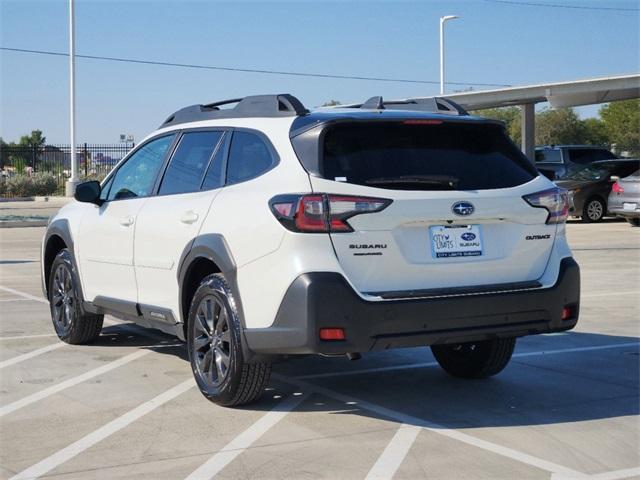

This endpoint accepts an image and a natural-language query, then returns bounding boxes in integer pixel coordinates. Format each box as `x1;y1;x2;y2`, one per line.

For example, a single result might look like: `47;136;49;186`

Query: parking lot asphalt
0;221;638;480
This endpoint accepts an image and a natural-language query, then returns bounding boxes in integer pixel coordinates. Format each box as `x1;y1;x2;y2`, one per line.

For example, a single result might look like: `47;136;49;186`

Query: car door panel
134;130;226;317
76;134;175;303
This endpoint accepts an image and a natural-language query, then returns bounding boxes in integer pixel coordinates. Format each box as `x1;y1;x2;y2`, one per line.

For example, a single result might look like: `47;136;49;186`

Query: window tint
159;131;223;195
107;135;174;201
226;131;275;185
569;148;615;165
201;134;229;190
322;122;537;191
535;149;562;163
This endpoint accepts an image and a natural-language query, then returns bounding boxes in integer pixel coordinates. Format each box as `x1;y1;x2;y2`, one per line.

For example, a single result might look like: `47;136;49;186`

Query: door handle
180;211;199;224
119;215;134;227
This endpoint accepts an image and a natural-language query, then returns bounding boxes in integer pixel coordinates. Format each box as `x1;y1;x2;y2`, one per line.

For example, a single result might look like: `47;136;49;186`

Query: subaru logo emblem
452;201;474;216
461;232;476;241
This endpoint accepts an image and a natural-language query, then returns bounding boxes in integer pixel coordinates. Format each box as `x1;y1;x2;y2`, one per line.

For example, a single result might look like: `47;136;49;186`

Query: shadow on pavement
91;326;639;429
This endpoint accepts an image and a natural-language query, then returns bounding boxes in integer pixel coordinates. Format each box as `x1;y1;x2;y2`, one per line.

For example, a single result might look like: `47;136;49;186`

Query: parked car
608;170;640;226
535;145;620;180
42;94;580;407
555;160;640;222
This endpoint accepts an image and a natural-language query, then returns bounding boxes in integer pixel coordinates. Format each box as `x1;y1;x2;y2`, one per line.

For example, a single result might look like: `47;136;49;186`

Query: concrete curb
0;220;49;228
0;196;62;203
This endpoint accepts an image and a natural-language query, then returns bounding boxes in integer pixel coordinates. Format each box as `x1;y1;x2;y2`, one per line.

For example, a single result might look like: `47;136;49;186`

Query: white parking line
0;286;47;304
588;467;640;480
275;374;585;478
9;378;195;480
184;392;309;480
0;342;66;370
0;349;151;417
297;342;640;380
0;334;57;340
365;424;422;480
582;291;640;299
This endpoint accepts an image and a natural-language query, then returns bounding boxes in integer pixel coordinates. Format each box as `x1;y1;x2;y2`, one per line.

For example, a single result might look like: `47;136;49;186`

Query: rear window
322;122;537;191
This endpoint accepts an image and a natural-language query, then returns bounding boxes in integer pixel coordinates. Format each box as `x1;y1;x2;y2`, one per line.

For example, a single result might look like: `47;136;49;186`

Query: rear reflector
523;188;569;224
319;328;345;341
561;306;573;321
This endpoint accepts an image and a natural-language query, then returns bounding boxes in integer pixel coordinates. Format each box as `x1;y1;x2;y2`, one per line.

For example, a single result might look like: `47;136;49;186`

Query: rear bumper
608;207;640;219
245;257;580;355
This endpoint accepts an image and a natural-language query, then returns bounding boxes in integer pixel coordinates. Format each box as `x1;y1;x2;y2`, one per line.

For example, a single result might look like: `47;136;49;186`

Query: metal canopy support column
521;103;535;161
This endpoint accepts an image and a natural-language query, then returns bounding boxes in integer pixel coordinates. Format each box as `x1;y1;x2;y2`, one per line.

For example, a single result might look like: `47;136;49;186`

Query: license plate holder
430;225;483;258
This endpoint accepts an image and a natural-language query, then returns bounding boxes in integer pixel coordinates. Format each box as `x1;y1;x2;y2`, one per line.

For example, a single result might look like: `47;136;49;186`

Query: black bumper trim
244;257;580;355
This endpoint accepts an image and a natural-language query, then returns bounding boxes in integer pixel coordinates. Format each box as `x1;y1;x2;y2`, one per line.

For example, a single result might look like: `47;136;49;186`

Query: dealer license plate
430;225;483;258
623;203;637;211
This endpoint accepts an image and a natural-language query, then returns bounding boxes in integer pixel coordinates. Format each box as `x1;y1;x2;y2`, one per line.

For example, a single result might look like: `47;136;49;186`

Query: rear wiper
365;175;459;189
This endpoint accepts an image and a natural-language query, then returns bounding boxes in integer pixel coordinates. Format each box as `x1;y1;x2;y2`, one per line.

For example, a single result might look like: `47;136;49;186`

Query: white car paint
45;110;573;332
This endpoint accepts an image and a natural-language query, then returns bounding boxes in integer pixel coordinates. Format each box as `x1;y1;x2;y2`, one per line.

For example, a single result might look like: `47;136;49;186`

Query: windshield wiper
365;175;459;189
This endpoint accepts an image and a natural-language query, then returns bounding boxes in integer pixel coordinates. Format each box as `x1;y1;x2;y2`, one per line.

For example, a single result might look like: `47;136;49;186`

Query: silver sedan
608;169;640;226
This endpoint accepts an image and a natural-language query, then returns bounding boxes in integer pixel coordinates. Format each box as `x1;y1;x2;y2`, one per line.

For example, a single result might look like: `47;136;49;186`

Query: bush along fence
0;143;134;197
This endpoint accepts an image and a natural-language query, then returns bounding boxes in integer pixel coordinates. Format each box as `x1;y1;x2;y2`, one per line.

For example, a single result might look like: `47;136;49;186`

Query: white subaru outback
42;94;580;406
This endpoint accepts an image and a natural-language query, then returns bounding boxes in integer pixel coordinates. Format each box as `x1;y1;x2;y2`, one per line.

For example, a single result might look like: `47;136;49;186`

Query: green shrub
31;172;58;196
0;177;6;196
5;173;58;197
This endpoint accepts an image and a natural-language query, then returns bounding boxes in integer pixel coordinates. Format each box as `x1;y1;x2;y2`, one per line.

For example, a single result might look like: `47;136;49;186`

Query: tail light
523;188;569;224
269;194;392;233
612;182;624;194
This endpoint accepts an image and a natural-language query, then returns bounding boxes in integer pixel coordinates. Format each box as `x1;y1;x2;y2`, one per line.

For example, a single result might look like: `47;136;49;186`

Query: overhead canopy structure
444;74;640;110
415;74;640;160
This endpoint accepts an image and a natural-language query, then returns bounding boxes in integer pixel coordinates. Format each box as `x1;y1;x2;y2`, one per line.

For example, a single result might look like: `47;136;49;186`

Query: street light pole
66;0;78;197
439;15;459;95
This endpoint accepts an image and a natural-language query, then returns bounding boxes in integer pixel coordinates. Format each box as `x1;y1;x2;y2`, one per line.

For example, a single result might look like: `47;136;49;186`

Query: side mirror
74;181;103;206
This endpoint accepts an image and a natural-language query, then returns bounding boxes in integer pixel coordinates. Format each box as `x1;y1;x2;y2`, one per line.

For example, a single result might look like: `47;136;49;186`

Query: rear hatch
295;119;557;296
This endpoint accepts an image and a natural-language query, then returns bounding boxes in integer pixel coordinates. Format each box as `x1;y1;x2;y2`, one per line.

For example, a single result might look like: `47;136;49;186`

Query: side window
99;176;113;201
201;133;229;190
107;135;174;201
569;149;595;165
535;149;562;163
226;131;275;185
592;149;615;161
159;131;223;195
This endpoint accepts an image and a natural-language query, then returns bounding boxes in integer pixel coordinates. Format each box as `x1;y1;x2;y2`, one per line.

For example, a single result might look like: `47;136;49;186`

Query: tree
581;118;608;146
18;130;46;149
474;107;521;145
321;100;341;107
599;99;640;156
535;108;589;145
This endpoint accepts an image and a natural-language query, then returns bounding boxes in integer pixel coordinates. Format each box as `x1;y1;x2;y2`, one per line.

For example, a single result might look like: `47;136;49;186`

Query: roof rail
160;94;309;128
339;96;469;116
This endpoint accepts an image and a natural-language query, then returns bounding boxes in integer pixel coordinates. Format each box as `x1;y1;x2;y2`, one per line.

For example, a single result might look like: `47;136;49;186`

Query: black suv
535;145;619;180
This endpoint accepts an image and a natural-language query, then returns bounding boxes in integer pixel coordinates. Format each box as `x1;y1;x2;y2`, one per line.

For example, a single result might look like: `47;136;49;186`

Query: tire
187;273;271;407
48;249;104;344
431;337;516;379
627;218;640;227
581;197;605;223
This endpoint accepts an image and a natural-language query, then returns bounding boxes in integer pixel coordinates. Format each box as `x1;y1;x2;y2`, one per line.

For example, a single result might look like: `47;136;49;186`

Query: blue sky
1;0;639;144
